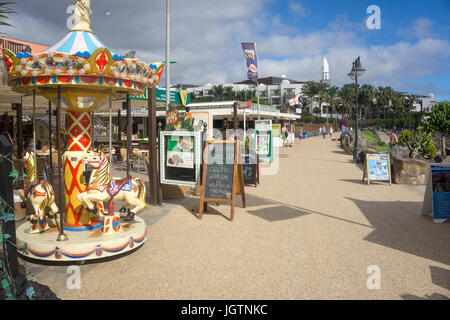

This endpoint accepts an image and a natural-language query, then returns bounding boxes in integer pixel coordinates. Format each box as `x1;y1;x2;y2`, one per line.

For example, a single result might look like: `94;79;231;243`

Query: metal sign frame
160;130;202;187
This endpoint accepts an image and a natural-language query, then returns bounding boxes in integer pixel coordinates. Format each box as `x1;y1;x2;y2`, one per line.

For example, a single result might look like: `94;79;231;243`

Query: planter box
161;184;191;199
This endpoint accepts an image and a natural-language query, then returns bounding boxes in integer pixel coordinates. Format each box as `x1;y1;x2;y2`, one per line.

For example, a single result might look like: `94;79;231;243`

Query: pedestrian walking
298;128;304;144
282;124;288;147
322;126;326;139
329;126;333;138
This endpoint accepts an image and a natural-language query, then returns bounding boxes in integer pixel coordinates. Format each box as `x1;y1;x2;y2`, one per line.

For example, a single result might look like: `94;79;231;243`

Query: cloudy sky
4;0;450;100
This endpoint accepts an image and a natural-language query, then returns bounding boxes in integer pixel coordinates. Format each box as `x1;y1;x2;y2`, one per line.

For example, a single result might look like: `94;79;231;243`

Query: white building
412;93;437;113
186;75;307;108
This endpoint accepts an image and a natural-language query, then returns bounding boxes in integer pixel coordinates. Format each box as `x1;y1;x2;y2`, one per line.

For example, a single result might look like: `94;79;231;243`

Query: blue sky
255;0;450;100
6;0;450;101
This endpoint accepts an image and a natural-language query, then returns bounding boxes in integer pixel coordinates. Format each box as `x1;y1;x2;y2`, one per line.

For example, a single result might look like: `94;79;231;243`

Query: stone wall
392;158;429;185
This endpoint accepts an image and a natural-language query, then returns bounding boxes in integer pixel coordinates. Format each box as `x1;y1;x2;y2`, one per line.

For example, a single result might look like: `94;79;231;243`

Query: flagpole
165;0;170;114
255;42;260;121
257;80;260;120
244;107;246;140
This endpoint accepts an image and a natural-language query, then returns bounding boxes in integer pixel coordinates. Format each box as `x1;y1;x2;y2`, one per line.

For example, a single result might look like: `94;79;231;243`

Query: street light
347;56;366;163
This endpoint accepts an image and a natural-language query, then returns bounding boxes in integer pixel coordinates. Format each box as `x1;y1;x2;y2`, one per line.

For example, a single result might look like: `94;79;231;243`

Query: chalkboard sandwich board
242;150;259;187
362;153;391;185
199;140;246;221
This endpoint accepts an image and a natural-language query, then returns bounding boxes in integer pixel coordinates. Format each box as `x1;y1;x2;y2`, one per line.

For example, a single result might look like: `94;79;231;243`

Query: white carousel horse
77;152;149;221
18;152;58;233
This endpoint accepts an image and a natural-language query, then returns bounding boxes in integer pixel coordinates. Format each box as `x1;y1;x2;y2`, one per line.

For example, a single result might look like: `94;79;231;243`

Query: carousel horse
77;152;149;221
17;151;59;233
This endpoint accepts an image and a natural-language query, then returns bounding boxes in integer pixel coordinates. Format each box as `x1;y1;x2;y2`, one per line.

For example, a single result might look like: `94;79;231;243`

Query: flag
241;42;258;83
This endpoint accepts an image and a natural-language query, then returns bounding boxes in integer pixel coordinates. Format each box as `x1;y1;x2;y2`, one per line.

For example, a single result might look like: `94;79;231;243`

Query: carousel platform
15;216;147;262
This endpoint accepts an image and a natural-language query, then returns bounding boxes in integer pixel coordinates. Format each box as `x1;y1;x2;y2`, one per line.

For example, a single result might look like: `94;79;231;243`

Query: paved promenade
27;136;450;299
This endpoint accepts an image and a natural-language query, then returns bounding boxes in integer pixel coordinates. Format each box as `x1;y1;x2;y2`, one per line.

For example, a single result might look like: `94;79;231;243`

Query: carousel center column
63;109;103;230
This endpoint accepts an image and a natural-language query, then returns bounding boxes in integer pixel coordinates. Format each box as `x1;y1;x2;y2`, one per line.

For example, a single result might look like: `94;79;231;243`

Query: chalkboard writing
204;143;236;200
242;151;257;186
199;140;246;221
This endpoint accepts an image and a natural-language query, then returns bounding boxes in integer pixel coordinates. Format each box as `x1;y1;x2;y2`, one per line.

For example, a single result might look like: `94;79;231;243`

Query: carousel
2;0;164;261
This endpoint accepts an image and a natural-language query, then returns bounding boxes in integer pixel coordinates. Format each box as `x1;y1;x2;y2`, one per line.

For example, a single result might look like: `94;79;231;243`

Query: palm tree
316;81;329;120
338;84;355;119
301;81;319;117
212;85;225;101
224;87;234;101
359;84;376;127
0;2;15;31
376;87;388;119
391;92;406;128
313;106;321;118
325;86;339;128
403;94;417;130
383;86;395;118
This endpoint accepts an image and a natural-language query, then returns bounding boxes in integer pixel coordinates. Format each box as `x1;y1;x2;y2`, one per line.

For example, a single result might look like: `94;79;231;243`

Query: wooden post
126;93;131;176
56;86;68;241
157;122;163;204
147;87;158;205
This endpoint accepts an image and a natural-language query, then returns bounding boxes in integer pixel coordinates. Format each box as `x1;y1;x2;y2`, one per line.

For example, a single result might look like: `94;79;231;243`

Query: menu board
255;120;272;131
272;124;281;138
199;140;246;221
367;154;390;180
255;130;273;160
363;154;391;185
203;142;236;200
160;131;201;187
431;163;450;220
242;151;258;186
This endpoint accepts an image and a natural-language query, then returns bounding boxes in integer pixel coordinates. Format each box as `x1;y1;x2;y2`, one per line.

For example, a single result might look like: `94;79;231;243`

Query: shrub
398;128;437;160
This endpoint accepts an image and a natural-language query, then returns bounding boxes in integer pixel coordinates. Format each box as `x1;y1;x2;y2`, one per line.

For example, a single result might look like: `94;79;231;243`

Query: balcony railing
0;39;32;54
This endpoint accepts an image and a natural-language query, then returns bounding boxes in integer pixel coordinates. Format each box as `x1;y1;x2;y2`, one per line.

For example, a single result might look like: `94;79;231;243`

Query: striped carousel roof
43;31;108;56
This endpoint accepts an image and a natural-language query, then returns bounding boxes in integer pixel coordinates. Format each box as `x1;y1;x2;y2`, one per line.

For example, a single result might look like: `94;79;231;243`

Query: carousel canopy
43;31;110;57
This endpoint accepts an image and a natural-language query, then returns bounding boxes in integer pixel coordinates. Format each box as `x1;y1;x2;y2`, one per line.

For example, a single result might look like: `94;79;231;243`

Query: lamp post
347;56;366;163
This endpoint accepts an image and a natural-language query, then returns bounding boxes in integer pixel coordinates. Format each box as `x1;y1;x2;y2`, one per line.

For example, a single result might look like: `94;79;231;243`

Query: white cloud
289;1;307;17
399;17;435;39
4;0;449;98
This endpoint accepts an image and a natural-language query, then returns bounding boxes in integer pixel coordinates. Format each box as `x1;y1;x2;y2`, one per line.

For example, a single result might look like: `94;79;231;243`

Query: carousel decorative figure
18;138;59;233
3;0;164;261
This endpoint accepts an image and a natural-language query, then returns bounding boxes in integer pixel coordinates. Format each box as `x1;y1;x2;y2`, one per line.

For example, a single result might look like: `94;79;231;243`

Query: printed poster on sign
255;120;272;132
367;154;389;181
272;124;281;137
431;163;450;219
256;133;270;156
167;135;194;169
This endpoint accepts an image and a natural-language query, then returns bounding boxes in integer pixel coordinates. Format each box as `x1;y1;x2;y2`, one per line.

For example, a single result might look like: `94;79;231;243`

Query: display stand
362;154;391;185
199;140;246;221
